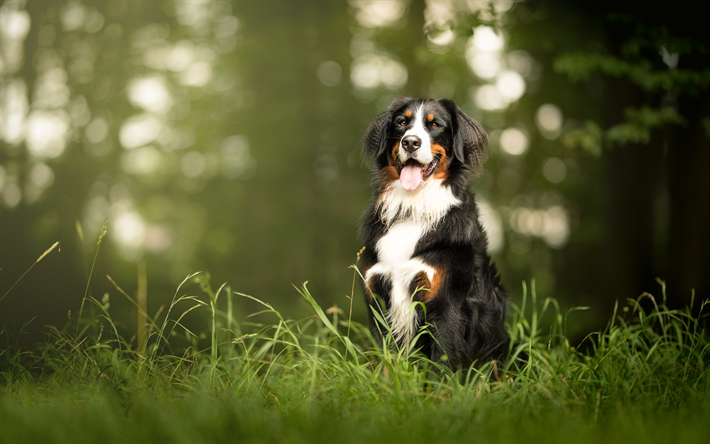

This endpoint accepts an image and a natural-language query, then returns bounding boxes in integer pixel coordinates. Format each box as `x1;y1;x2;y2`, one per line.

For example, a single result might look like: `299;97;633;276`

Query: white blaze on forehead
399;105;433;164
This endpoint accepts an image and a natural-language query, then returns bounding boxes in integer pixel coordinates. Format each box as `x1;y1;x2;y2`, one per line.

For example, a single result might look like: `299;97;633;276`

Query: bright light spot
167;40;195;72
511;208;540;236
351;59;379;89
428;27;455;46
472;26;504;53
466;0;514;18
83;196;110;243
179;61;213;87
29;163;54;189
350;0;406;28
142;44;171;70
60;2;86;32
2;182;21;208
122;145;162;175
381;59;408;88
500;127;529;156
84;9;105;33
542;206;570;248
119;114;162;149
543;157;567;184
113;210;146;253
174;0;213;32
0;8;30;40
472;85;507;111
1;78;28;145
465;26;508;80
351;55;407;90
466;48;502;80
496;70;526;101
424;1;455;45
510;204;570;248
127;76;172;113
85;117;109;143
425;0;454;25
317;61;343;87
660;46;679;69
33;68;71;109
478;199;504;254
536;104;563;139
181;151;206;178
214;16;240;38
26;110;71;158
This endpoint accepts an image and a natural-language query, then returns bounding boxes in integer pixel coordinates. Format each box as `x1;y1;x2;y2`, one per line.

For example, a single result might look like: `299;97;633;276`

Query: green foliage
1;273;708;443
554;12;710;157
553;52;710;93
563;106;687;155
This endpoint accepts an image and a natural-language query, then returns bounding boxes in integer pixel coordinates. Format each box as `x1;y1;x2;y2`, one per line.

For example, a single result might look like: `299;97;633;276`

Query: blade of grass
1;241;60;303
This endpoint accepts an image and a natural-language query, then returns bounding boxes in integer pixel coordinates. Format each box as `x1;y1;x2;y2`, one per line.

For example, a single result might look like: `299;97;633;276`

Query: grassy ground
1;266;709;443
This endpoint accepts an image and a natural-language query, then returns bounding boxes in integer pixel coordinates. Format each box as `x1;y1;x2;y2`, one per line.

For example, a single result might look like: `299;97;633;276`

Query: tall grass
1;263;708;443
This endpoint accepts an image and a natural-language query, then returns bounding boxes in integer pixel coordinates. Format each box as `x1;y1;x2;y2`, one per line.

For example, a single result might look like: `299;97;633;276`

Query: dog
359;97;510;372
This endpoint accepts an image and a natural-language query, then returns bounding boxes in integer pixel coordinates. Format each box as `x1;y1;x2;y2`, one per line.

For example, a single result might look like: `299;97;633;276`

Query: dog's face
391;101;454;190
363;98;488;191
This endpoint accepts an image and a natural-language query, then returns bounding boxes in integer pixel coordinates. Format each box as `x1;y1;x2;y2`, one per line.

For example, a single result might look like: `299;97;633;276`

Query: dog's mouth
396;154;441;191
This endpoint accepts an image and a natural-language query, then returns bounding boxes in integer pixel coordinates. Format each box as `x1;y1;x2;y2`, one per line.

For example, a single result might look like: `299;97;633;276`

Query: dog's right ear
362;97;411;160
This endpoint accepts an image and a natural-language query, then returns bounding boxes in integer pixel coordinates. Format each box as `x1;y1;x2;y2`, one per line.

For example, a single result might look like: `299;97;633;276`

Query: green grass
1;265;709;443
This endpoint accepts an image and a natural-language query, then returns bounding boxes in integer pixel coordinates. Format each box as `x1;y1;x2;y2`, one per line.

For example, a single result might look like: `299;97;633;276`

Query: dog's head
363;98;488;191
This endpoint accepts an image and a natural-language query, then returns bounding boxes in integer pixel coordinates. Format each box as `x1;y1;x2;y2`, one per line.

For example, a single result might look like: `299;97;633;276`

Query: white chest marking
365;220;435;345
377;178;461;232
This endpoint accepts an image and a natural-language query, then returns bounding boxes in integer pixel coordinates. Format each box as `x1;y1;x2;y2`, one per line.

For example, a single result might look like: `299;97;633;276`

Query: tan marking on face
391;142;400;162
380;165;399;187
405;110;412;118
427;113;434;122
430;144;449;180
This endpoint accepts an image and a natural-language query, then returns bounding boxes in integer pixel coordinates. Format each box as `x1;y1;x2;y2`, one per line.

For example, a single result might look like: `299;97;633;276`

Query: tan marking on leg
412;267;444;302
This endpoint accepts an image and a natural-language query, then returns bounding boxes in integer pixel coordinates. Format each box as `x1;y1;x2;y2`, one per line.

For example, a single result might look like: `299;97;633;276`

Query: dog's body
359;98;509;371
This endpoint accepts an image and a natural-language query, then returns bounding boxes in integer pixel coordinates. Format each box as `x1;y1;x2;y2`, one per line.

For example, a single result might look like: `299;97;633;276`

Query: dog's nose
401;135;421;153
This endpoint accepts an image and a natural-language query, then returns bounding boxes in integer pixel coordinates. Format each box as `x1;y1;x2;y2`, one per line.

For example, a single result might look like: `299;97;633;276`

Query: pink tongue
400;164;423;191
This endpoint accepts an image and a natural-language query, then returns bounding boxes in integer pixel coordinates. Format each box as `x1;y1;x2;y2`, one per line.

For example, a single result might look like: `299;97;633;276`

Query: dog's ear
362;97;411;160
439;99;489;173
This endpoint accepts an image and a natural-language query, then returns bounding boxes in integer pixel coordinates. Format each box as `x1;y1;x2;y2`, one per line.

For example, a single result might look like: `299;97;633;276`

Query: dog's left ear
439;99;489;173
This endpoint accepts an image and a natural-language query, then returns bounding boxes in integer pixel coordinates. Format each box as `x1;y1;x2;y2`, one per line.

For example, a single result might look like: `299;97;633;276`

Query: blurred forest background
2;0;709;347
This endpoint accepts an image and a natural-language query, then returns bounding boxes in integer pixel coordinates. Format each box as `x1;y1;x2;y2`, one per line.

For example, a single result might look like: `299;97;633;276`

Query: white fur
367;178;461;345
399;105;434;165
377;178;461;231
365;221;435;344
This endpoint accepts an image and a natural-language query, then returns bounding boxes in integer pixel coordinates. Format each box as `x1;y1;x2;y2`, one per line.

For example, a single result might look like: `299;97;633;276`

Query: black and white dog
359;97;509;371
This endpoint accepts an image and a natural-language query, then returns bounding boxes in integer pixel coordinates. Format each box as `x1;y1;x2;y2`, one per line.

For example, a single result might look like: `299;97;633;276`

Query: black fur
359;97;510;372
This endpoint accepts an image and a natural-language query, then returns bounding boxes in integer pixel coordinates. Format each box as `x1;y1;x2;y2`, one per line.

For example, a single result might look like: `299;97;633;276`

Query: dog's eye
396;119;406;127
431;122;438;128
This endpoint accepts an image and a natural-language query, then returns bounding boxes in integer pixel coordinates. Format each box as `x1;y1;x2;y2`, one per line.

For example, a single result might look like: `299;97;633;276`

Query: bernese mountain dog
359;97;510;372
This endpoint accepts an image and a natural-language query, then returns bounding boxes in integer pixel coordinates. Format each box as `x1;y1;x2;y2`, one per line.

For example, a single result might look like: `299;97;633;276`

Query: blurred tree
548;1;710;313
